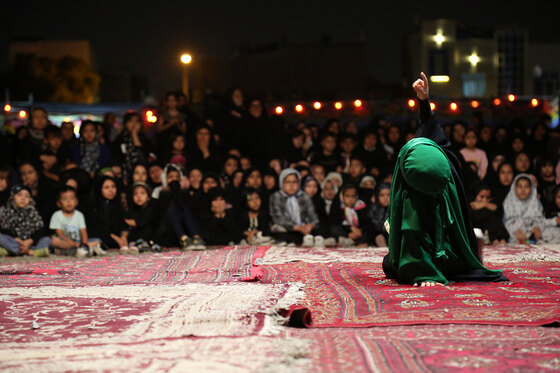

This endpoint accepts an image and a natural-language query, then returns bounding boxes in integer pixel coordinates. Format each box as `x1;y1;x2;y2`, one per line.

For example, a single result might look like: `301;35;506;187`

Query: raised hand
412;72;429;100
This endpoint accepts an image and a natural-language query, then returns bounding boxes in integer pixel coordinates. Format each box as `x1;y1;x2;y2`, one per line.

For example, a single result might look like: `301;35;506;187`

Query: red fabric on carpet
290;325;560;372
259;261;560;327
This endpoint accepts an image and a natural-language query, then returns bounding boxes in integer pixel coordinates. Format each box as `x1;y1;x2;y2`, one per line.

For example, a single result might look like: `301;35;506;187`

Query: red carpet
1;245;559;371
291;324;560;372
259;260;560;327
0;246;267;287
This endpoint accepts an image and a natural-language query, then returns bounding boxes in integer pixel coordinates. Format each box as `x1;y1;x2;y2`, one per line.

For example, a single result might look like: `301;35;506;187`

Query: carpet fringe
260;282;306;336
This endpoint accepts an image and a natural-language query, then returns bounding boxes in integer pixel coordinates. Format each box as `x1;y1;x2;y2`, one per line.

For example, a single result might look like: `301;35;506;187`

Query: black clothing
200;210;243;245
86;176;127;248
415;99;481;261
127;200;159;242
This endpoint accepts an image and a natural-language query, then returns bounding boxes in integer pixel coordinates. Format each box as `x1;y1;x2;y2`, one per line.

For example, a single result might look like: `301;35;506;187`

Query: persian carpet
0;281;308;371
291;324;560;373
0;246;266;287
258;260;560;327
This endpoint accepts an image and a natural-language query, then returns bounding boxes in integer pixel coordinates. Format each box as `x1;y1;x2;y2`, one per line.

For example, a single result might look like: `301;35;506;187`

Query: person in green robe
382;73;508;287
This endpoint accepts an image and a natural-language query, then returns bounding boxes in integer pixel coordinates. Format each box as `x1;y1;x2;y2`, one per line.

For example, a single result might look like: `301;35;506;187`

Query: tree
9;55;100;103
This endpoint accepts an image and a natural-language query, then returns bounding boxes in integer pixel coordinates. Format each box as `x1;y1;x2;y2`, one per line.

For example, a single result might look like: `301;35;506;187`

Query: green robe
387;137;504;285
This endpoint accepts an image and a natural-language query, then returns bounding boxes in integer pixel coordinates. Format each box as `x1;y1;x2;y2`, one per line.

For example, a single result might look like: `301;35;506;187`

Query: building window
429;48;450;76
462;73;486;97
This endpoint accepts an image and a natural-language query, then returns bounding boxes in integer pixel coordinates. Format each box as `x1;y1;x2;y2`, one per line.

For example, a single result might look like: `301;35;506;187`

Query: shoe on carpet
119;246;131;254
91;242;106;256
0;247;9;257
135;239;151;253
149;241;162;252
324;237;337;247
192;236;206;250
256;231;274;245
338;236;354;247
302;234;314;247
128;245;139;254
76;247;90;258
33;248;50;257
180;235;190;251
314;235;325;248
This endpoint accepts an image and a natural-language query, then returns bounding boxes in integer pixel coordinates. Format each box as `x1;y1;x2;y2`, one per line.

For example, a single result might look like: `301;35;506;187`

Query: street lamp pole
180;53;192;101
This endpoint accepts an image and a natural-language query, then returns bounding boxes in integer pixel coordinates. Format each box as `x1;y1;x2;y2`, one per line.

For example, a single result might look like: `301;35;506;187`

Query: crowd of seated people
1;87;560;258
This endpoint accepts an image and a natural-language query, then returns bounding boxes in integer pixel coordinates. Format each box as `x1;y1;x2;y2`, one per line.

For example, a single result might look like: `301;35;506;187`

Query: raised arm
412;72;449;146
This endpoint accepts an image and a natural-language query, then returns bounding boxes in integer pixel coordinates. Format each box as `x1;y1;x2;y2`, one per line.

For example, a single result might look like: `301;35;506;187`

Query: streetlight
180;53;192;101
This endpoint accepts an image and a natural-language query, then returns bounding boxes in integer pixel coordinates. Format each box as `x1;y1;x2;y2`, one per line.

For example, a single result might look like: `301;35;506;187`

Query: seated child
329;184;371;247
86;176;130;253
343;157;366;186
0;167;10;206
125;182;161;252
468;182;509;245
503;173;560;244
320;176;339;216
545;185;560;219
302;175;333;244
200;187;243;246
367;183;391;247
0;184;50;257
49;186;105;258
158;164;205;250
40;125;71;181
239;188;273;245
269;168;321;246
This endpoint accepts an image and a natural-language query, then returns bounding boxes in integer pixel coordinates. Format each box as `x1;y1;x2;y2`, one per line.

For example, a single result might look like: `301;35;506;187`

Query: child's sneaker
119;246;131;254
0;247;9;257
180;235;190;251
191;236;206;250
128;245;139;254
255;231;274;245
338;236;354;247
302;234;314;247
135;239;151;253
149;241;162;252
324;237;337;247
91;242;106;256
76;247;89;258
313;235;325;248
33;248;50;257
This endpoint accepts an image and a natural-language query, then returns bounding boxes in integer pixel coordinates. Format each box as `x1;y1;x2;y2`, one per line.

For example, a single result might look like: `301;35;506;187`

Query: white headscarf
279;168;302;226
503;173;544;220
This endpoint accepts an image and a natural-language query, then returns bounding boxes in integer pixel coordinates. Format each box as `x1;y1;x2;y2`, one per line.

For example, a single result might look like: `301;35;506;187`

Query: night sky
3;1;559;98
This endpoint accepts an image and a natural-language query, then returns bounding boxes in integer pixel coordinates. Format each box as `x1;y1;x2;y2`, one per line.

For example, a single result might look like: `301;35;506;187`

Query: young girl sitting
86;176;130;253
503;173;560;244
468;182;509;245
536;158;556;208
125;182;161;252
329;184;370;247
239;188;274;245
199;187;244;246
460;127;488;180
269;168;321;246
367;183;391;247
71;120;111;177
0;184;50;257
